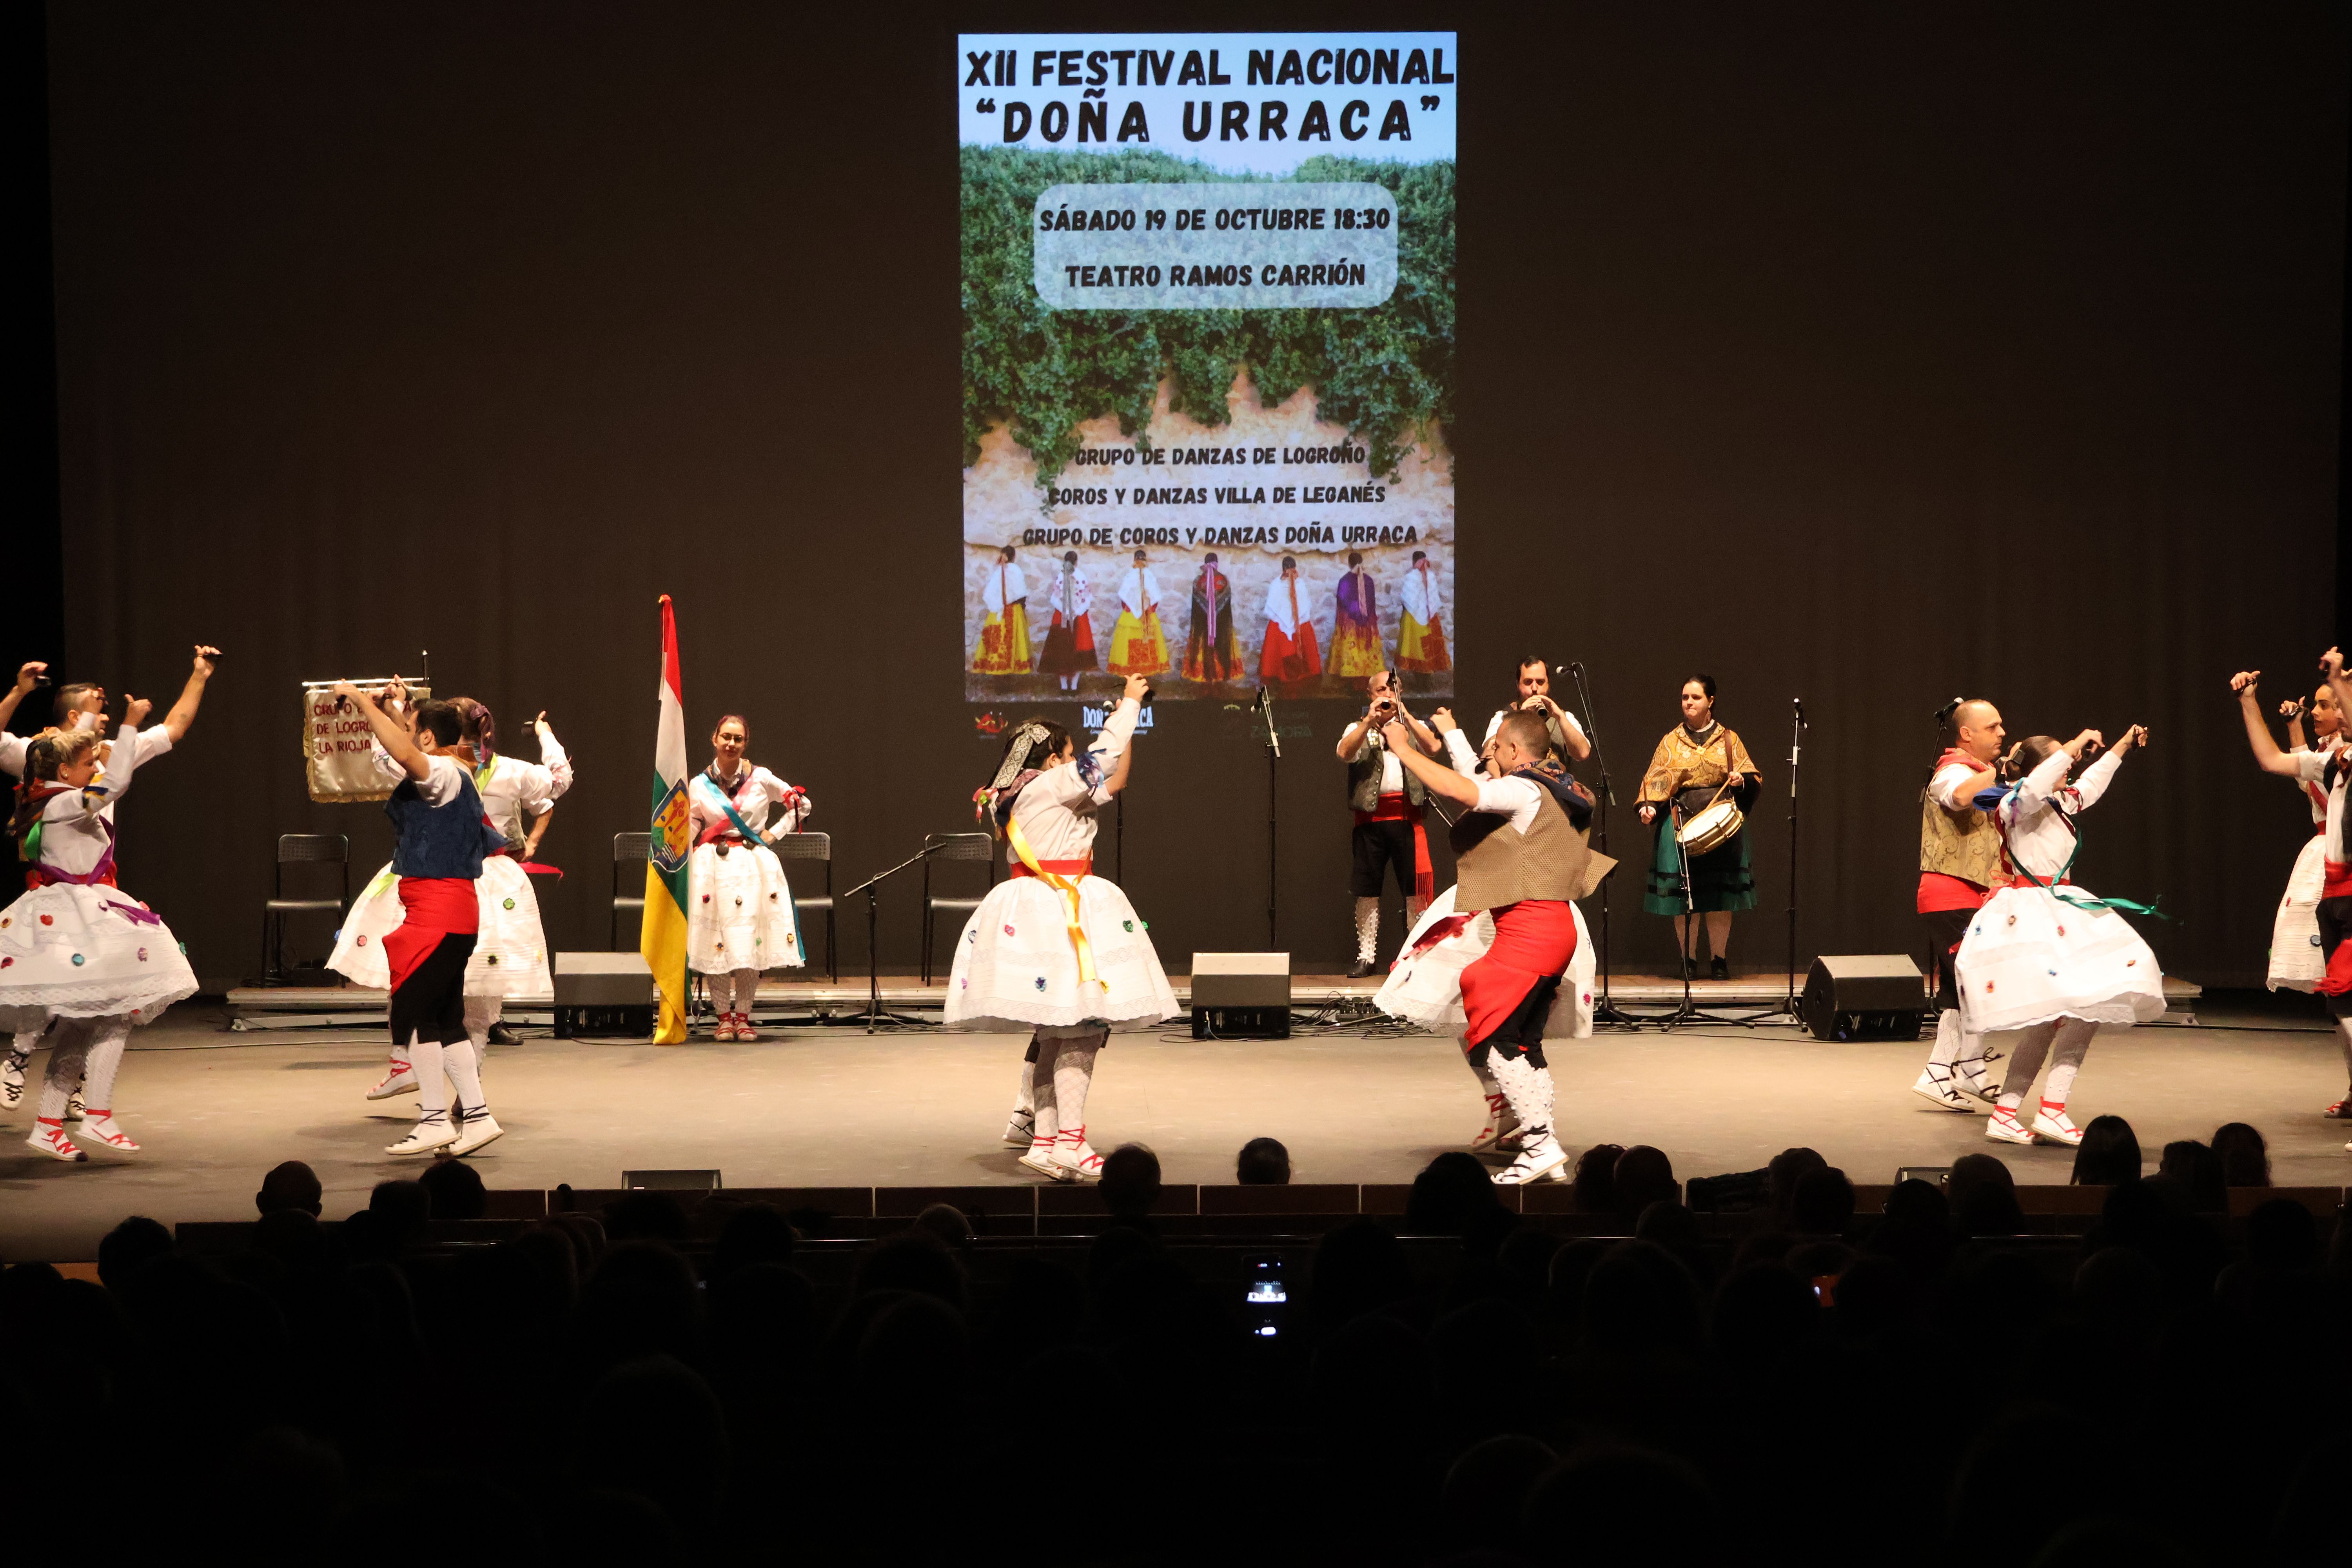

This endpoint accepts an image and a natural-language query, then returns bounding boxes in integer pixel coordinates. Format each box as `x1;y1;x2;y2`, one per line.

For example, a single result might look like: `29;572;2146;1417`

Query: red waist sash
384;876;479;994
1353;792;1434;904
2009;874;2072;890
1012;858;1092;879
2325;860;2352;901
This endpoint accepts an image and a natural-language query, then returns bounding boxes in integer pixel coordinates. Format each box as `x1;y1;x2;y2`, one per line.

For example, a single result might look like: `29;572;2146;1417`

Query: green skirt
1644;817;1757;915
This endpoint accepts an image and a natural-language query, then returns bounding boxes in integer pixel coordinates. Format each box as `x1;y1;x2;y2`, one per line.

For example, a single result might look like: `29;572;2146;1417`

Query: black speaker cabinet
553;952;656;1038
1800;955;1927;1040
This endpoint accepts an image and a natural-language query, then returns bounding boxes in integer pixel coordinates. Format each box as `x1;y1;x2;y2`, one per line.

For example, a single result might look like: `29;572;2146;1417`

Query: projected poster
960;33;1458;703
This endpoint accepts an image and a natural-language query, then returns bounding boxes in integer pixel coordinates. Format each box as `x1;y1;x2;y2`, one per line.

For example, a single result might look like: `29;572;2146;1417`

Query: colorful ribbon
1004;814;1096;985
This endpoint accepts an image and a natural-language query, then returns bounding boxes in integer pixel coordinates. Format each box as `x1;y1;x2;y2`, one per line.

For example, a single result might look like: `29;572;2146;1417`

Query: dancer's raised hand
123;694;152;728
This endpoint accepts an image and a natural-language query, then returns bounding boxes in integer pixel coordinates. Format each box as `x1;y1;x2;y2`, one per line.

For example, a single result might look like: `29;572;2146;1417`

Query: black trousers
1921;907;1973;1013
388;931;476;1048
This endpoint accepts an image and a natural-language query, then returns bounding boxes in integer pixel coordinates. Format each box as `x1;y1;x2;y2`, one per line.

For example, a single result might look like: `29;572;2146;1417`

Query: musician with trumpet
1636;674;1761;979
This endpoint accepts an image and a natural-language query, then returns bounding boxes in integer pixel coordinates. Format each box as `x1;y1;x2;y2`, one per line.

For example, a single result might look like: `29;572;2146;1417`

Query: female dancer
1036;550;1097;693
951;673;1176;1182
1374;708;1608;1184
1636;674;1761;978
1955;724;2165;1146
2232;669;2342;994
688;713;811;1040
334;687;571;1096
1;699;198;1161
2231;659;2352;1120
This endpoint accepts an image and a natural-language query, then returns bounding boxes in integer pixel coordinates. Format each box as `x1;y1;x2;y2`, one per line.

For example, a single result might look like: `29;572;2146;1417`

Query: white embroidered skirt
944;874;1178;1030
1374;886;1597;1041
327;856;554;997
2267;833;2327;992
0;882;198;1031
1954;883;2166;1035
687;840;803;973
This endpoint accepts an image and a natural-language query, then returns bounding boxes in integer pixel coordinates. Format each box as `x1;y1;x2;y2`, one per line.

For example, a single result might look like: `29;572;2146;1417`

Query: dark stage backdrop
40;2;2348;990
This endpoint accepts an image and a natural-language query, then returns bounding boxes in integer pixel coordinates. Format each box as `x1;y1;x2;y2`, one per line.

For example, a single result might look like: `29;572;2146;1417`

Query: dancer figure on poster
1330;550;1385;677
1911;699;2007;1111
332;687;570;1095
1395;550;1450;674
950;673;1177;1183
1260;555;1323;691
1956;722;2165;1147
1637;674;1761;978
1108;549;1169;677
3;645;218;1118
1374;708;1611;1183
687;714;811;1041
2232;654;2352;1121
330;682;509;1157
1182;550;1241;682
2233;668;2344;995
1336;671;1440;977
1482;657;1590;767
972;544;1031;674
2;701;199;1160
1036;550;1098;692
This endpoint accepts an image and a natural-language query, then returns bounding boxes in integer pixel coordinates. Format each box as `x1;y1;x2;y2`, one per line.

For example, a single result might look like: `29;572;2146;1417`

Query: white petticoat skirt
944;874;1178;1030
1374;887;1598;1040
687;840;803;974
0;881;198;1032
327;857;554;997
1955;882;2166;1035
2267;833;2327;992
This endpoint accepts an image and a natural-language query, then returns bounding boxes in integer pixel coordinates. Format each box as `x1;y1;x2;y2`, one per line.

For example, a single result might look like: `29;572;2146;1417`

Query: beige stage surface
2;997;2345;1261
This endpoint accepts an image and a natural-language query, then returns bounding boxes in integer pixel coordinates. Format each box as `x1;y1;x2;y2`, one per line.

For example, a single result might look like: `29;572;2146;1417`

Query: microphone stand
1749;696;1808;1024
838;842;952;1033
1569;661;1639;1027
1258;686;1281;949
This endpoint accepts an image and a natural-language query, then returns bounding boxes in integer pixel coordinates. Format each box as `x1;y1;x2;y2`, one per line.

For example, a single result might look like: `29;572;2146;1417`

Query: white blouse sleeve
49;723;144;819
2067;746;2126;813
1444;729;1483;778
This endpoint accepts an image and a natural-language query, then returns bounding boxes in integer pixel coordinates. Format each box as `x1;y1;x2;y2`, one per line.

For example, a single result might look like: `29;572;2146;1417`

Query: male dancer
333;681;508;1156
1911;698;2005;1111
1379;708;1603;1183
1481;656;1592;766
1336;670;1439;977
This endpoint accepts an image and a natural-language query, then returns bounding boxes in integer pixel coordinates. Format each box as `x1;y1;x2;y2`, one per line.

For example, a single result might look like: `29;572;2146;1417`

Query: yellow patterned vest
1918;752;2003;889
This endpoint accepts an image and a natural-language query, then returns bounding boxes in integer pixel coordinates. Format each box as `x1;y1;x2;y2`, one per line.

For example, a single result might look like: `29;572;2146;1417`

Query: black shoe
1710;956;1728;982
486;1022;522;1046
1347;959;1377;979
1681;956;1697;980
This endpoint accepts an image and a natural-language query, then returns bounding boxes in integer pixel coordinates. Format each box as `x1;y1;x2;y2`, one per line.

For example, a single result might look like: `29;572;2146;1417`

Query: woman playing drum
1637;673;1762;978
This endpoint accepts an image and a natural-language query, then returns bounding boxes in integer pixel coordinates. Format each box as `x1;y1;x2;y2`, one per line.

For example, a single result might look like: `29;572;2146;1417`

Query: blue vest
385;765;504;878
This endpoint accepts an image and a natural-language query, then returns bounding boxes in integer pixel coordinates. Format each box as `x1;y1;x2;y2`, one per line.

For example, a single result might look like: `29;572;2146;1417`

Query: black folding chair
920;832;997;984
612;831;651;950
261;833;348;984
772;830;837;982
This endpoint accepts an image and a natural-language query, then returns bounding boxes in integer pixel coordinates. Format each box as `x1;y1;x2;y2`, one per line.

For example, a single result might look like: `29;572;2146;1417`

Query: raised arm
0;661;45;733
2324;648;2352;734
334;680;430;781
158;645;220;743
2232;671;2303;778
2067;730;2140;812
1381;716;1479;809
533;712;575;798
58;711;151;820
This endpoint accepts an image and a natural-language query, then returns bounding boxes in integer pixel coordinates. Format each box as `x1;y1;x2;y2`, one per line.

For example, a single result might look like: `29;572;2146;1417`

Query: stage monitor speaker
554;951;655;1038
1800;955;1927;1041
1191;952;1290;1039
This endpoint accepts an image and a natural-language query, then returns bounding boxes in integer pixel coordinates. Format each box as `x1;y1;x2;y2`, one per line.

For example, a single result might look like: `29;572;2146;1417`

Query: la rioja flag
641;595;693;1044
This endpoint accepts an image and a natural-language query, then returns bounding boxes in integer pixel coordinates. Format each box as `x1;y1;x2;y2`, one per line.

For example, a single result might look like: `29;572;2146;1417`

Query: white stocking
77;1016;131;1111
1030;1035;1061;1143
1995;1023;2058;1112
730;967;760;1015
1353;897;1380;964
464;995;500;1048
1013;1044;1036;1114
1404;893;1428;931
35;1018;95;1122
1926;1010;1963;1068
1049;1027;1104;1145
1489;1052;1555;1142
2039;1019;2096;1108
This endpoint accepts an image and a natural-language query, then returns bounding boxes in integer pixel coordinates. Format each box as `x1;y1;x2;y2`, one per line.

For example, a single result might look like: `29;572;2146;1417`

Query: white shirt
372;731;572;845
1119;568;1161;618
2294;748;2347;854
1401;563;1442;623
1998;746;2124;881
3;726;171;783
1006;699;1138;864
1927;757;1987;811
1263;577;1306;636
1482;705;1589;751
1443;730;1543;832
690;764;810;844
1047;568;1091;622
983;562;1029;616
29;723;145;876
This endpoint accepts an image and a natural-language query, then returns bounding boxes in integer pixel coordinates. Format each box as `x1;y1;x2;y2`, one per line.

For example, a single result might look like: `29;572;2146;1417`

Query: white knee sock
1996;1023;2058;1112
443;1038;488;1118
1051;1030;1103;1146
1489;1052;1555;1142
410;1034;450;1125
78;1017;131;1112
1926;1010;1962;1068
1353;897;1380;964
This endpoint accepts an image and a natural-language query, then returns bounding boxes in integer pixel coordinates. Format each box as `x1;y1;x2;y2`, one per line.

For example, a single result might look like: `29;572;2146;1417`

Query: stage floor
2;997;2341;1262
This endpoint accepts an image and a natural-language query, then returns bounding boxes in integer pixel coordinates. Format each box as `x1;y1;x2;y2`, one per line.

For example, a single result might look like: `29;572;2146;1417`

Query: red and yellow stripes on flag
641;595;693;1044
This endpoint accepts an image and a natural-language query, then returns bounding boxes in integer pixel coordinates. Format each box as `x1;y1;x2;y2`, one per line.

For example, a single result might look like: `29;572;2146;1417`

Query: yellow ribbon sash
1003;815;1097;985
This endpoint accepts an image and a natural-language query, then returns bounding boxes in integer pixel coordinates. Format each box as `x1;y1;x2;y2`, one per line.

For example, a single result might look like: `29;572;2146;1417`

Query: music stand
838;841;953;1033
1569;661;1641;1027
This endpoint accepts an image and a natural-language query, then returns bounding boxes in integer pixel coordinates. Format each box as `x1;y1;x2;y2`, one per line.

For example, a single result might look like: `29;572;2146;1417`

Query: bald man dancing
1912;700;2007;1110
